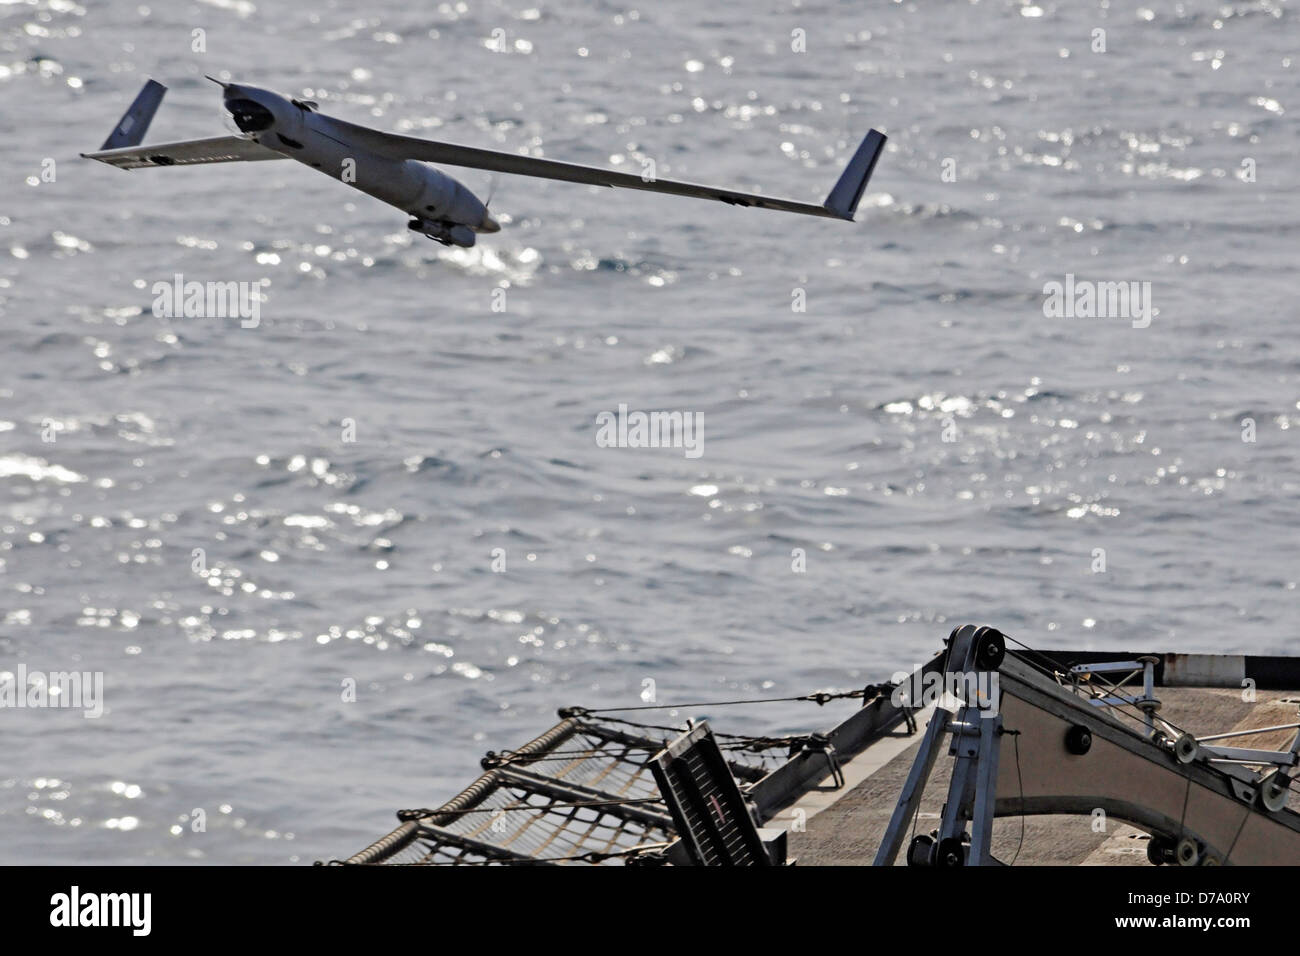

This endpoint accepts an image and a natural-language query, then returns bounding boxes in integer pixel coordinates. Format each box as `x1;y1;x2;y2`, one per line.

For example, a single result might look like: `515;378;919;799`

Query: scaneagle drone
83;77;886;248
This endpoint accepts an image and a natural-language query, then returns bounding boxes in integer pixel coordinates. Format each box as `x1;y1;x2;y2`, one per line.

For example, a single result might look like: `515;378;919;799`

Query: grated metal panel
649;721;769;866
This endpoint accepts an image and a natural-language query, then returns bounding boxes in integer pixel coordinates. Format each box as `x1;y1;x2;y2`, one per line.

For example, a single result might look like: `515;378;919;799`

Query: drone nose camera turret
226;97;275;133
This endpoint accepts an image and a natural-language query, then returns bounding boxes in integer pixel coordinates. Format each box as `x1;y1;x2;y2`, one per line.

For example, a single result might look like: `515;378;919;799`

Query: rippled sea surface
2;0;1297;863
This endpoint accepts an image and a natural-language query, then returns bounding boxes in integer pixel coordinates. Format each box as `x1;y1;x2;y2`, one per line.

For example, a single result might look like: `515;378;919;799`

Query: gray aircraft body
83;77;886;248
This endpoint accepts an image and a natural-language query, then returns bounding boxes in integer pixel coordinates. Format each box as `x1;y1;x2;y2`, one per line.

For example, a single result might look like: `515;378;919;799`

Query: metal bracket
874;624;1007;866
1071;656;1161;731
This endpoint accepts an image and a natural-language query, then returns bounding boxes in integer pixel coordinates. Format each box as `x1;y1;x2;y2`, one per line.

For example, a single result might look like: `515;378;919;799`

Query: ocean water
1;0;1297;863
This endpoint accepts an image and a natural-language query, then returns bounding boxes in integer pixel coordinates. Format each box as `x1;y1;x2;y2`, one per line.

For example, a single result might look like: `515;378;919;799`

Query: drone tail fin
822;129;887;221
99;79;167;150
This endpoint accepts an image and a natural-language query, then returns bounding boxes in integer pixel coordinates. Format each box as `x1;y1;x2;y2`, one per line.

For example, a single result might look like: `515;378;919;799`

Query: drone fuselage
224;83;495;247
84;77;887;246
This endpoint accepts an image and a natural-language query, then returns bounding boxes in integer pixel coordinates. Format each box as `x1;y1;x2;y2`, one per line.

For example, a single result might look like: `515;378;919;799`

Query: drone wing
83;79;287;170
82;135;287;170
316;115;886;221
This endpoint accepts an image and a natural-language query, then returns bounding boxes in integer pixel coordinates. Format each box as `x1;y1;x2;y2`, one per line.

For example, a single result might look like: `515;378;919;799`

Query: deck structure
333;633;1300;866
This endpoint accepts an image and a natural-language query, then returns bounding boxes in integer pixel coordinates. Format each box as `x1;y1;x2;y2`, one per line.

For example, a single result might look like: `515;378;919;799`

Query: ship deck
338;647;1300;866
776;680;1300;865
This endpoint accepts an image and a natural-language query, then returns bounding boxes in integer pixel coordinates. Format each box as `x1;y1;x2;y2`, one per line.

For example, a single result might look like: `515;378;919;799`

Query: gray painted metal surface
83;78;887;248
